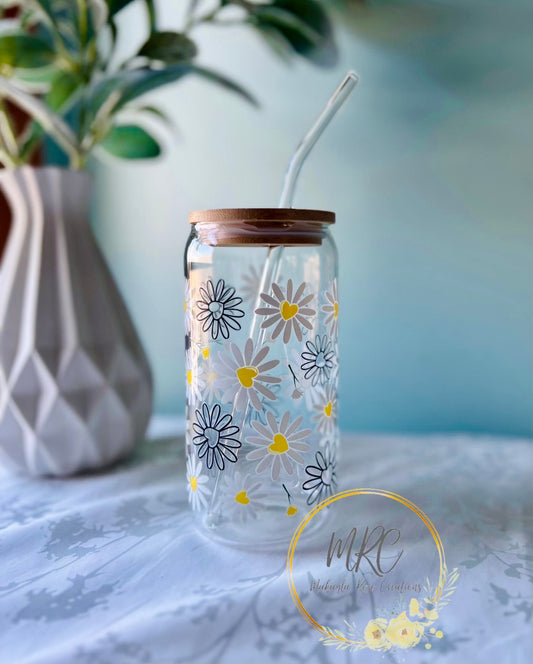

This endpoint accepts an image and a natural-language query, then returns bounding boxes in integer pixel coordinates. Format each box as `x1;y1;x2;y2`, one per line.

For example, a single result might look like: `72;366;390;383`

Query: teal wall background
91;0;532;436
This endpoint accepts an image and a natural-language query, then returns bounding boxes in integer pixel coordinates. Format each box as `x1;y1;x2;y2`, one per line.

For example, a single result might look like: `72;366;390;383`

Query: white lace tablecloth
0;419;531;664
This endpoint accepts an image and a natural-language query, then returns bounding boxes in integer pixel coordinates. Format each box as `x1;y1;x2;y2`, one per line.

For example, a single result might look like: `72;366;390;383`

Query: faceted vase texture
0;167;152;476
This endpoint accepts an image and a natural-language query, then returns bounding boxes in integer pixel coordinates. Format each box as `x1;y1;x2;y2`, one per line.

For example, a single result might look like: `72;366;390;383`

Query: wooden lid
188;208;335;225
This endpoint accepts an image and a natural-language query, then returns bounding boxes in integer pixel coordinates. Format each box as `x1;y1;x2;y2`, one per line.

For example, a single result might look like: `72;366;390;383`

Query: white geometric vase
0;167;152;476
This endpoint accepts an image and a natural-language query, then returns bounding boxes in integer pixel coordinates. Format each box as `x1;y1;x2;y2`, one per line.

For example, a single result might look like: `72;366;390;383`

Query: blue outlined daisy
196;278;245;340
193;403;241;470
300;334;335;387
302;442;337;505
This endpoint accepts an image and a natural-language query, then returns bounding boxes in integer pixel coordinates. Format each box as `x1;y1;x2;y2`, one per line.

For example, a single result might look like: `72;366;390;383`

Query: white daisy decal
185;351;206;404
186;456;211;510
193;403;241;470
203;370;221;403
241;264;263;304
214;338;281;411
223;471;268;522
322;279;338;338
300;334;335;387
255;279;316;344
196;278;245;340
302;442;337;505
312;383;337;435
246;411;311;480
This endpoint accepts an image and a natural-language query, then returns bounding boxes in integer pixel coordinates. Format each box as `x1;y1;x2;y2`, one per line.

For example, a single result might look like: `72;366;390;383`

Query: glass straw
249;71;359;343
207;72;359;521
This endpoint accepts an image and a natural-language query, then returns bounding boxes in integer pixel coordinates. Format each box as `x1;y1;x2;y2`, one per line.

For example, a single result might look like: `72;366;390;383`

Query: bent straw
249;71;359;344
207;72;359;522
279;71;359;208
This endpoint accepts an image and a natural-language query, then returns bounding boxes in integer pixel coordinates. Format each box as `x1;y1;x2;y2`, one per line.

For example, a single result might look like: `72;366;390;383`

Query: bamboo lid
188;208;335;225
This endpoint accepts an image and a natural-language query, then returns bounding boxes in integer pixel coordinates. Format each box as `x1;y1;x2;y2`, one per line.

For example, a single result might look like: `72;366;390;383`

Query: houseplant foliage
0;0;338;167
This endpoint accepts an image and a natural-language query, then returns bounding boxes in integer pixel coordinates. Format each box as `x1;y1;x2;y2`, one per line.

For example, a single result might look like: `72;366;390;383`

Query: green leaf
11;67;58;86
85;64;256;120
137;31;197;63
144;0;157;33
108;0;134;16
47;70;81;110
19;70;81;161
251;0;337;67
108;0;156;30
0;32;56;68
250;6;323;47
87;0;109;32
31;0;81;51
100;124;161;159
132;104;176;129
121;64;257;108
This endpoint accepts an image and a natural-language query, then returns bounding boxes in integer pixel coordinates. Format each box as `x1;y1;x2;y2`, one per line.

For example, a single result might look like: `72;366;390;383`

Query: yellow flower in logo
385;612;424;649
424;607;439;621
409;598;422;617
363;618;389;651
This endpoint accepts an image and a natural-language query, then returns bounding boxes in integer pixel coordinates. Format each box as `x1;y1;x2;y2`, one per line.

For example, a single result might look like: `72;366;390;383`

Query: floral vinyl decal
246;411;311;480
196;279;245;340
302;442;337;505
322;279;338;338
255;279;316;344
186;456;211;510
214;338;281;411
223;472;268;522
300;334;335;387
312;383;337;436
193;403;241;470
185;351;206;404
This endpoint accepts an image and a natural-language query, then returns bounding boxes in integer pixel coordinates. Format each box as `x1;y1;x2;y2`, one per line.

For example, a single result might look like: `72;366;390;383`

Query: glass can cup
184;208;339;547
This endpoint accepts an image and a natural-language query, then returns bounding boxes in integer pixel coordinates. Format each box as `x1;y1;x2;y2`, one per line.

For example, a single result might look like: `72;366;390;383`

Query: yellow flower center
334;301;338;318
186;370;192;385
235;490;250;505
202;347;210;359
324;401;332;417
268;433;289;454
184;300;187;312
190;476;197;492
286;505;298;516
280;300;299;320
236;366;258;388
372;629;381;640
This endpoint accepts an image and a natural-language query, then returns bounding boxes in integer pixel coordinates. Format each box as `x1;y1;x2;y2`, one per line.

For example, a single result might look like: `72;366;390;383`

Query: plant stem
0;146;17;169
184;1;224;32
0;99;20;163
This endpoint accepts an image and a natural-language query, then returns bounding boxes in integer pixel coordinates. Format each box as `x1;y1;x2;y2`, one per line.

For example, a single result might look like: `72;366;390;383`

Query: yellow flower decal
363;619;389;651
385;612;424;649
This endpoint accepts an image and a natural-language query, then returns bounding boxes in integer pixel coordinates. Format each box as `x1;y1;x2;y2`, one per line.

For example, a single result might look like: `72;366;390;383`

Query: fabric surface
0;419;531;664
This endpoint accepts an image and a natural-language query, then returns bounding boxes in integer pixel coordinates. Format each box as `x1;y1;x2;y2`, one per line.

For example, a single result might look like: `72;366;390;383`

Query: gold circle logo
287;488;458;653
